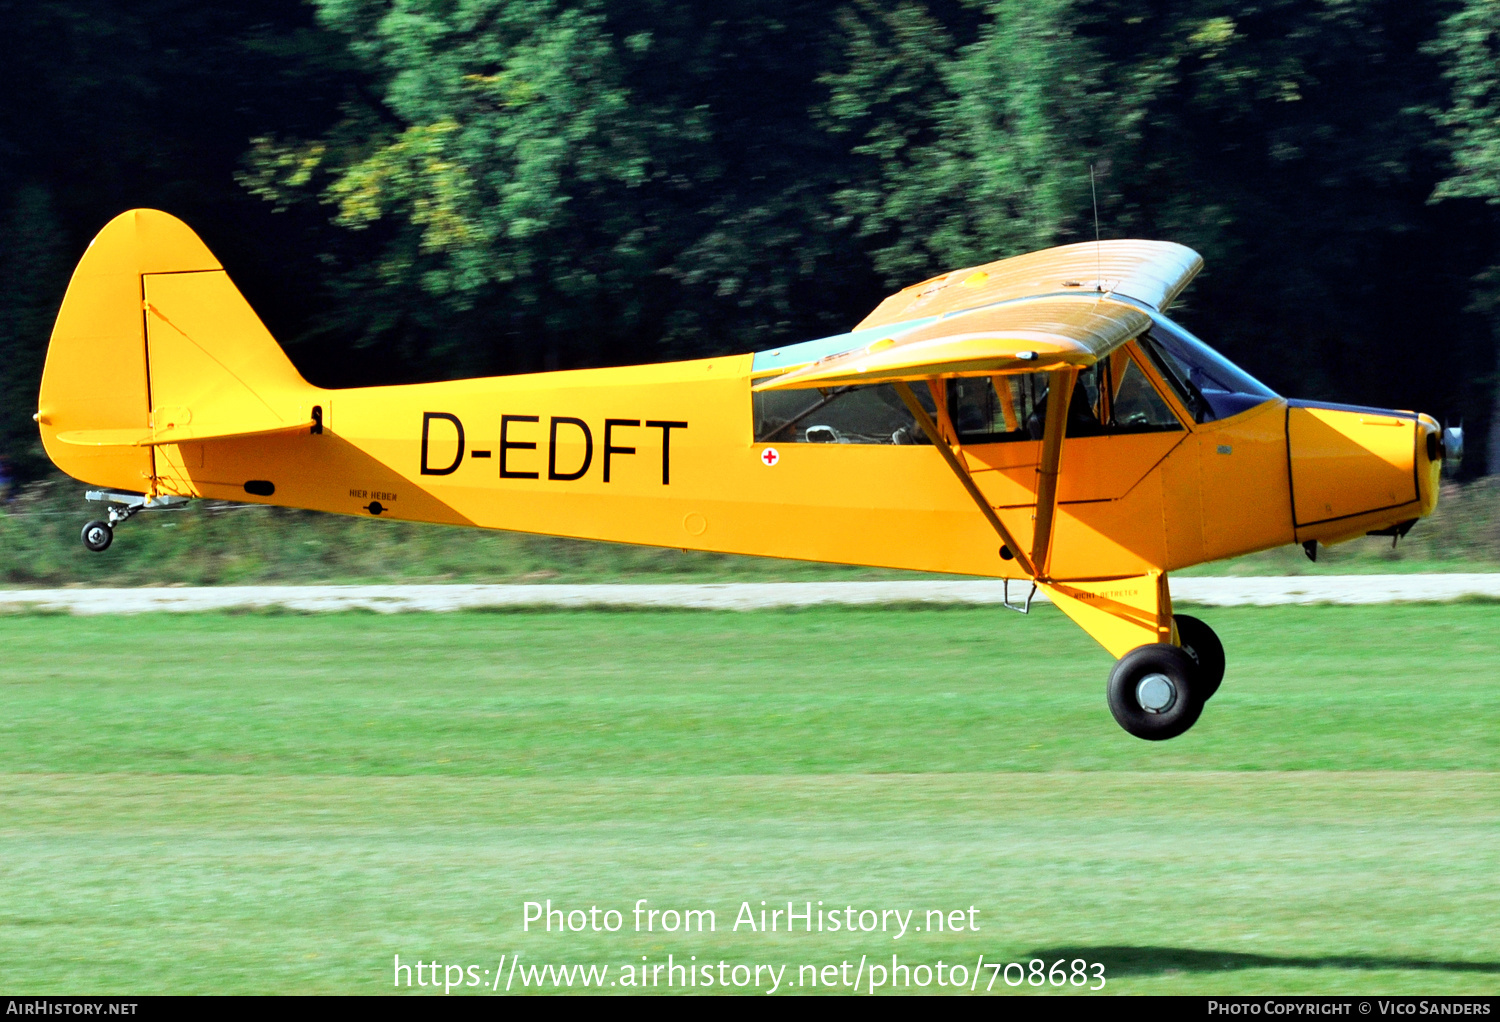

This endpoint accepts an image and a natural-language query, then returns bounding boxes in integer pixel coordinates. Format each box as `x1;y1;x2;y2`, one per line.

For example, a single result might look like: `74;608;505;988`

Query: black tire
1174;614;1225;701
1107;643;1204;741
81;520;113;553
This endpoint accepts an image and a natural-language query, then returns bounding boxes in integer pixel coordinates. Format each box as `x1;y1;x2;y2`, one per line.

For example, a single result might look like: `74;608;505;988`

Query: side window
753;383;932;444
947;350;1182;446
950;375;1045;443
753;350;1183;447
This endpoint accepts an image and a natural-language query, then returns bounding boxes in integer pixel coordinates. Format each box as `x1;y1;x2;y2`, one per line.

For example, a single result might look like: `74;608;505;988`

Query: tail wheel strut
78;490;190;552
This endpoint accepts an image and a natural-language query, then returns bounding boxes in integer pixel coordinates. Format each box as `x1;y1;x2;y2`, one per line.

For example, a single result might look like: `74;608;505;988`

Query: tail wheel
1107;643;1204;741
1174;614;1225;700
81;520;113;553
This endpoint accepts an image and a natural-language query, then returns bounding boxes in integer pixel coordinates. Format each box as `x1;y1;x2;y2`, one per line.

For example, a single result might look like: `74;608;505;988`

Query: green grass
3;476;1498;586
1;604;1497;994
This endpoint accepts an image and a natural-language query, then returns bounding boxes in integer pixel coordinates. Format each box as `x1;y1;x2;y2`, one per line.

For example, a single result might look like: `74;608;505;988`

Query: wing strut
892;381;1037;578
1030;368;1077;577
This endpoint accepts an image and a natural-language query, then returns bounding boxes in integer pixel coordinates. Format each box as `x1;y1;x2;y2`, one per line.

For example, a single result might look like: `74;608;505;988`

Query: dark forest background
4;0;1500;481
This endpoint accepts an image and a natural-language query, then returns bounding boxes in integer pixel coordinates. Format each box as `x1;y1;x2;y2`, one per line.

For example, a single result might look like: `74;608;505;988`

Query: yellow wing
855;239;1202;330
752;239;1199;391
753;295;1150;391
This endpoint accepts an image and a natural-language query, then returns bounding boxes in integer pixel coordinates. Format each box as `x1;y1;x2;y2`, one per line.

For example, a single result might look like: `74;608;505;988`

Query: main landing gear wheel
1107;644;1204;741
81;520;113;552
1173;614;1225;701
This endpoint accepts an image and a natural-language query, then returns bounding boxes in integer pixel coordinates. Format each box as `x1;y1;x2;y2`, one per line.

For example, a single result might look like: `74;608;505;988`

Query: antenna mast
1091;164;1102;292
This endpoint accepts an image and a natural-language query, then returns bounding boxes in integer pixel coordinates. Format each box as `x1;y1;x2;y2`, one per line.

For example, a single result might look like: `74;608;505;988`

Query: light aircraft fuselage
36;210;1456;739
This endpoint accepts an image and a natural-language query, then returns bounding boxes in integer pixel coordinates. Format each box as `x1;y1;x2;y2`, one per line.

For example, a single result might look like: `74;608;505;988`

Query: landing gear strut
78;490;189;552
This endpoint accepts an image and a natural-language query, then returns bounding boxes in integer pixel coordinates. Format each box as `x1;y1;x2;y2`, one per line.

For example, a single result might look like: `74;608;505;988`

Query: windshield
1136;313;1277;422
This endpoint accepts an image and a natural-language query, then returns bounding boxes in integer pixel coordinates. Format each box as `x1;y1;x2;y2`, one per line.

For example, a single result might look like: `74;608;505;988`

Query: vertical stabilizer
36;209;313;492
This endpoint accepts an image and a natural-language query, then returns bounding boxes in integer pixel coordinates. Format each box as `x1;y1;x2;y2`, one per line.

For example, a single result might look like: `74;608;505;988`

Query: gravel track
1;574;1497;614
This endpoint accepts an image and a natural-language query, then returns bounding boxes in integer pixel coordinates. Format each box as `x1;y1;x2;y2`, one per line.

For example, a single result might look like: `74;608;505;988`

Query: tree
826;0;1495;472
824;0;1132;283
2;0;1494;479
1429;0;1500;474
240;0;886;380
0;0;351;478
0;187;69;477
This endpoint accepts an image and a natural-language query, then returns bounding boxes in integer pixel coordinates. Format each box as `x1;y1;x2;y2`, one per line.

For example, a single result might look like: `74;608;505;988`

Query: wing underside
753;295;1151;392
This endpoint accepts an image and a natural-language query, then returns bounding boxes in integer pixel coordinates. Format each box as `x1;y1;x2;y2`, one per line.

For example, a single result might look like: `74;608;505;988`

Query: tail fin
36;209;316;492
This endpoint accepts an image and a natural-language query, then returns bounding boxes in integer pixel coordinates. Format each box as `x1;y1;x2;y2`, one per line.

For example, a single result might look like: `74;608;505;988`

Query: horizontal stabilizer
56;420;315;448
753;296;1150;391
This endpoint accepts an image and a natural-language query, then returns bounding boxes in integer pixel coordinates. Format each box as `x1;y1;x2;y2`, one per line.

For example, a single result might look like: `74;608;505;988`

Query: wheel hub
1136;673;1177;714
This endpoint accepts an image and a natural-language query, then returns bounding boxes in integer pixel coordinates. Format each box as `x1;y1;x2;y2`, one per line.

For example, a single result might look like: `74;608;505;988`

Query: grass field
0;603;1497;995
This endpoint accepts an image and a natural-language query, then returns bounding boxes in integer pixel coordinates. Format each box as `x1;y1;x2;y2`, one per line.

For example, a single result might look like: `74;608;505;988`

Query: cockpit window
948;375;1042;442
1109;356;1183;431
752;343;1187;446
1137;315;1277;422
948;353;1182;444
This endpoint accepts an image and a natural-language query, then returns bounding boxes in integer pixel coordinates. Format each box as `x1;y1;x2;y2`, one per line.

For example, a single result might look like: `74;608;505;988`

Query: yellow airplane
35;209;1462;740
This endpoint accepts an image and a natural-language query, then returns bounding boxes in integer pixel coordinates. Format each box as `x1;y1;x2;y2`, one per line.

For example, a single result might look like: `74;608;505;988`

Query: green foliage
239;0;879;374
817;0;1495;466
2;0;1500;475
248;0;668;302
0;187;68;478
825;0;1128;281
1430;0;1500;206
1428;0;1500;472
0;0;360;464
